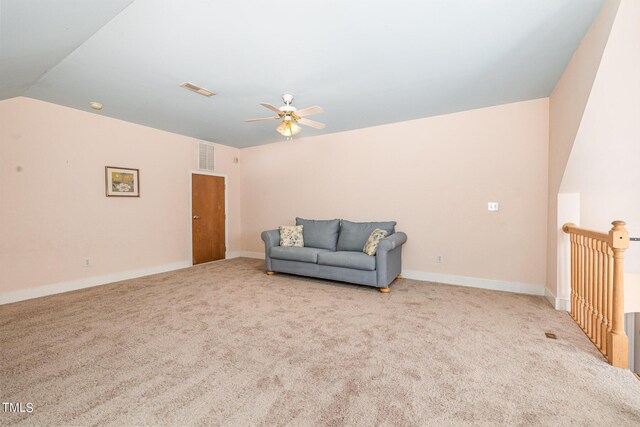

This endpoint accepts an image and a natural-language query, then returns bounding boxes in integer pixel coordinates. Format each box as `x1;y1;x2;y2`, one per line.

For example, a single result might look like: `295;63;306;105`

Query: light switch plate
488;202;499;211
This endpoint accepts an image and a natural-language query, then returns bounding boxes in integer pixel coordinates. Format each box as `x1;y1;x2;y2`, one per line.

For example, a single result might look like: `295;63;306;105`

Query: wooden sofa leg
266;271;276;276
396;274;402;280
379;287;390;293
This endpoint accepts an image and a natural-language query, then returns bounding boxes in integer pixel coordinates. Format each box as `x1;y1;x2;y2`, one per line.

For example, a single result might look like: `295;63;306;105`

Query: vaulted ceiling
1;0;604;148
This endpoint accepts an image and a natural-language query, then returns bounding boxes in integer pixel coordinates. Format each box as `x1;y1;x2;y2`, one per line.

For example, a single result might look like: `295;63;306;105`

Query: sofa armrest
261;229;280;272
375;232;407;287
261;229;280;249
377;232;407;253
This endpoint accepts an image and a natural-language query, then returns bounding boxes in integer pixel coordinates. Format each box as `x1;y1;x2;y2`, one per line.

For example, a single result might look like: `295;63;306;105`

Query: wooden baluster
583;235;589;331
607;247;614;359
600;240;607;350
601;242;608;356
582;237;589;332
571;234;577;320
577;235;582;327
607;221;629;368
587;237;595;341
579;235;586;329
594;240;602;349
584;237;590;337
590;239;597;345
591;238;598;341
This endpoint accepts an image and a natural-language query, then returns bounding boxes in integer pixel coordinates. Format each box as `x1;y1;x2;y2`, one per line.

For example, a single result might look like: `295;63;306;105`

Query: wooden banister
563;220;629;369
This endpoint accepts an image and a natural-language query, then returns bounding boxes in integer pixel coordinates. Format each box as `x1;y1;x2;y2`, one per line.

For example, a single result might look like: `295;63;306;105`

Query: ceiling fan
245;94;325;137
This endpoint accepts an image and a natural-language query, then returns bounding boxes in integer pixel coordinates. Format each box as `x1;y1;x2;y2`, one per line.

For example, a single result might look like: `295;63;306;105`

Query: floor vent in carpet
545;332;557;339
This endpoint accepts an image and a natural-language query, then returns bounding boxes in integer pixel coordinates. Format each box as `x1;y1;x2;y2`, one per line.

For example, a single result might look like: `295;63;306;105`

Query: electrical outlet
437;255;443;264
488;202;499;211
84;257;91;267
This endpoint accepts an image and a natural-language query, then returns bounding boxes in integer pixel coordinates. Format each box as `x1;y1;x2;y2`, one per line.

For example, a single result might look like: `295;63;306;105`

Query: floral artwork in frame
105;166;140;197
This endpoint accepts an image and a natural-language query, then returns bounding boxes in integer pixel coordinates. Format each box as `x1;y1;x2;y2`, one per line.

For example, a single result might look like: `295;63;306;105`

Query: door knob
193;215;201;220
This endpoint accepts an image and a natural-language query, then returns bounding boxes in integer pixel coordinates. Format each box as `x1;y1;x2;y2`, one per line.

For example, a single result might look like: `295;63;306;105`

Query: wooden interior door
192;174;225;264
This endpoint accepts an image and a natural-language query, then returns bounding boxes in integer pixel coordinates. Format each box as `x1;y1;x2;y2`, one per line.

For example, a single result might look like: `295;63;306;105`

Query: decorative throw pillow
279;225;304;247
363;228;388;256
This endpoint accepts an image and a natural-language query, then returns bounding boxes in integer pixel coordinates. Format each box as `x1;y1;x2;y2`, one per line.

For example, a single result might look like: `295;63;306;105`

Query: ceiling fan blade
298;118;326;129
260;103;283;115
245;117;279;122
295;106;323;117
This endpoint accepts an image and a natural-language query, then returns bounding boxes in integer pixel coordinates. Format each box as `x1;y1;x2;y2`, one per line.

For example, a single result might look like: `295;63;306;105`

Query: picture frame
105;166;140;197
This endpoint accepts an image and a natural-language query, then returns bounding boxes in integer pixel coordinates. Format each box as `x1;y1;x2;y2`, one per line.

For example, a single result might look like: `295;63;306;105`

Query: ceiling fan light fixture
276;116;301;137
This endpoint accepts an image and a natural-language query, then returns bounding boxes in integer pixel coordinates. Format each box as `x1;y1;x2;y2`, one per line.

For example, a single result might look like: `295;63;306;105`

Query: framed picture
105;166;140;197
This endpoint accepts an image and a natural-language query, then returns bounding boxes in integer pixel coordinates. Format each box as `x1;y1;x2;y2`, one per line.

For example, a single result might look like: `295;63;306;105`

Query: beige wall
560;0;639;269
0;97;241;297
559;0;640;312
627;274;640;315
546;0;620;296
1;96;549;302
241;99;549;288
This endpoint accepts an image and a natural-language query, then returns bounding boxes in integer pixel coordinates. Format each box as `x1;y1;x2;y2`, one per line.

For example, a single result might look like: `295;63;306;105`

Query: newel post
607;220;629;368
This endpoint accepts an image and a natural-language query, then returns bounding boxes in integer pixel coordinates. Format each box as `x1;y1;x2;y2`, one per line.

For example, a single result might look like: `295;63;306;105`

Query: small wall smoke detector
180;82;215;97
89;102;103;110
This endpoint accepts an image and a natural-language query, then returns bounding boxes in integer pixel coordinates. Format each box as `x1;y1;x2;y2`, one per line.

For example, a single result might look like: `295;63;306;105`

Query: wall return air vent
198;142;215;172
180;82;215;97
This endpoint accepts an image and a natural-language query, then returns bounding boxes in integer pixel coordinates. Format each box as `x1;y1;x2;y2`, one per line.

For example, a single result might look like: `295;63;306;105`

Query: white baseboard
544;287;556;307
544;287;571;311
557;299;570;312
228;251;264;259
402;270;545;296
0;261;190;306
232;254;546;297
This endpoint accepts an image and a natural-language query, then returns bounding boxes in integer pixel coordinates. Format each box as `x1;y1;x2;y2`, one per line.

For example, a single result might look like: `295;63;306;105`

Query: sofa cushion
317;251;376;271
337;220;397;252
279;225;304;247
296;217;340;251
270;246;331;263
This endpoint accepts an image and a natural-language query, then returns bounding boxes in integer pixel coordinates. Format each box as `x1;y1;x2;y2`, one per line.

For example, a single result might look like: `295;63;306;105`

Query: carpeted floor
1;258;639;426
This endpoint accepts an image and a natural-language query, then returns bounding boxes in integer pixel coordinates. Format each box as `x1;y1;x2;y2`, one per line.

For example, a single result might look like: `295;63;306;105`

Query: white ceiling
2;0;604;148
0;0;135;99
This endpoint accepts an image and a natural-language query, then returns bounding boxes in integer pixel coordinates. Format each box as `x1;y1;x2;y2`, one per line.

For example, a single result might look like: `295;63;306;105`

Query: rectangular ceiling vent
180;82;215;97
198;142;215;172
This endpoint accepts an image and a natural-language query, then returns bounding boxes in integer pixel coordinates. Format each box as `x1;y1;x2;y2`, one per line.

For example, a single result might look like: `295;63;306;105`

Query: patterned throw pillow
363;228;388;256
279;225;304;247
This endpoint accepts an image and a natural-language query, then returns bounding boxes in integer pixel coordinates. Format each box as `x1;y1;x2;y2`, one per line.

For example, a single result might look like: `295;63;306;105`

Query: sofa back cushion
337;220;396;252
295;217;341;251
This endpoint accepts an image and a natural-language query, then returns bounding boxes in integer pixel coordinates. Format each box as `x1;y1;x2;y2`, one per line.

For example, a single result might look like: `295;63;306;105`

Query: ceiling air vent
180;82;215;97
198;142;215;172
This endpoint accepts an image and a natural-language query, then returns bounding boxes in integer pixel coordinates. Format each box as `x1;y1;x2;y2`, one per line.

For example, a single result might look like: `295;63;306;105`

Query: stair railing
562;220;629;368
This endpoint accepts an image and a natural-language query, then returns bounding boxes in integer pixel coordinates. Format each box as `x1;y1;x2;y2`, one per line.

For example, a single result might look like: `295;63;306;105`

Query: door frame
188;171;229;266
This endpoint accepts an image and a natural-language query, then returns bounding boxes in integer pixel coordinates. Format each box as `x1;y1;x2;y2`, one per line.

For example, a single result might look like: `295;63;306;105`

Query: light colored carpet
1;258;639;426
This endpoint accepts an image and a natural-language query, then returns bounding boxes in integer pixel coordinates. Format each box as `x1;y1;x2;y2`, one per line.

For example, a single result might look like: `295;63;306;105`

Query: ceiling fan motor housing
282;94;294;104
280;94;297;113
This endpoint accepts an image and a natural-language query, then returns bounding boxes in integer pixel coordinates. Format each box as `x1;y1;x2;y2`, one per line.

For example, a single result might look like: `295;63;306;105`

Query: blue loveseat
261;218;408;292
